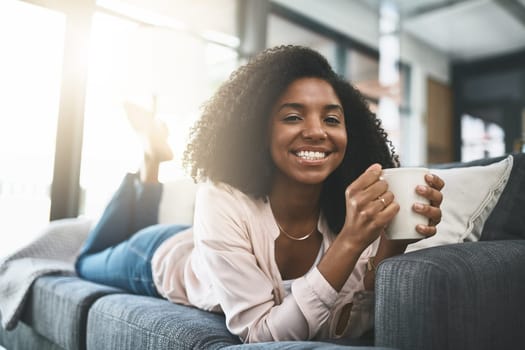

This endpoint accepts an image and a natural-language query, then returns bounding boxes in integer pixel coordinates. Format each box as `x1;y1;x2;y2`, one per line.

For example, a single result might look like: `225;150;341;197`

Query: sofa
1;153;524;350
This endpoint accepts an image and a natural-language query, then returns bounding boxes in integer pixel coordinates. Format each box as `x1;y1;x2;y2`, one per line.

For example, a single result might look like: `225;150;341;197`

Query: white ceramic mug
382;167;430;240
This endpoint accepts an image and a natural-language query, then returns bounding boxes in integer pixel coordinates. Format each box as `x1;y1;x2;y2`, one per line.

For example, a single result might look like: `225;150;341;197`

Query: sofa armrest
374;240;525;350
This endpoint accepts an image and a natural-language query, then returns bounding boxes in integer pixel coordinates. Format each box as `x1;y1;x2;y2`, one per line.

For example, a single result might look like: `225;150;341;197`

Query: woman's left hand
413;173;445;238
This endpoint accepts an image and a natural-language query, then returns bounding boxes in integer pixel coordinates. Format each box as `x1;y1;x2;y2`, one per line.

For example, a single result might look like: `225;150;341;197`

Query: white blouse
151;181;379;343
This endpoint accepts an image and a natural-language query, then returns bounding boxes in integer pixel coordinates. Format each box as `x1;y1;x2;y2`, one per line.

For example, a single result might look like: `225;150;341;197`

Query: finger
363;179;389;204
346;180;386;217
357;206;398;237
346;179;389;215
374;191;394;212
416;224;437;238
377;196;387;211
347;164;382;194
416;185;443;207
413;203;442;226
425;173;445;191
371;200;400;230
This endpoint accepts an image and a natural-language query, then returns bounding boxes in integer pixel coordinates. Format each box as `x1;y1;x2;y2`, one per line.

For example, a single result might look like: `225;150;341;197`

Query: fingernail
417;185;427;193
414;203;424;211
416;224;426;231
370;163;382;171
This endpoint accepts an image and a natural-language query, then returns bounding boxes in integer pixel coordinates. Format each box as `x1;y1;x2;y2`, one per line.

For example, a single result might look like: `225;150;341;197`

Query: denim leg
132;179;165;233
76;173;162;260
76;224;190;296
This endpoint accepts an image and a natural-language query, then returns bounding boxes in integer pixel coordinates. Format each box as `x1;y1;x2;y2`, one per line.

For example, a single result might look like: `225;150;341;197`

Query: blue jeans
75;173;189;297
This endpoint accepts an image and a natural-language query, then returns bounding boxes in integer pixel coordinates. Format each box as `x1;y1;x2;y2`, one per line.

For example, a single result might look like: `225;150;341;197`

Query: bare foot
124;101;174;163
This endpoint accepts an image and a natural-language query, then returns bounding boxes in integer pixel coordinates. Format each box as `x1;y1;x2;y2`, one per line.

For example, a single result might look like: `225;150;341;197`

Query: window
267;14;337;68
0;0;66;258
461;114;505;162
345;50;402;147
80;1;238;218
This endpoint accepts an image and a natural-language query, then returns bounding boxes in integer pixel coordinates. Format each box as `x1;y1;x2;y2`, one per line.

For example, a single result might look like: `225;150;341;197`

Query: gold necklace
275;220;317;241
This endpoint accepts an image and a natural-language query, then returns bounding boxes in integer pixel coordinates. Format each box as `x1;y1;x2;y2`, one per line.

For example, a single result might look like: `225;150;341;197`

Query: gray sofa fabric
19;276;121;350
0;320;62;350
225;342;395;349
374;240;525;350
86;294;387;350
481;153;525;240
86;294;241;350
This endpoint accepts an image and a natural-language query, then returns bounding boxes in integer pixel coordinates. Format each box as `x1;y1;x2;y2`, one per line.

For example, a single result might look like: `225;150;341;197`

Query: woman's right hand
340;163;399;250
318;163;399;292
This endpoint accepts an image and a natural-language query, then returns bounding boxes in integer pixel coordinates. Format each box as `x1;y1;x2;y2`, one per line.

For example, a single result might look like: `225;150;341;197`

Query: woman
76;45;444;343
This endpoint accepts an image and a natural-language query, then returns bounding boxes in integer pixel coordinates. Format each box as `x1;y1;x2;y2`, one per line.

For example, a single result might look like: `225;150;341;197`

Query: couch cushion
87;294;241;350
21;276;122;350
225;342;396;349
0;317;64;350
406;155;513;252
481;152;525;240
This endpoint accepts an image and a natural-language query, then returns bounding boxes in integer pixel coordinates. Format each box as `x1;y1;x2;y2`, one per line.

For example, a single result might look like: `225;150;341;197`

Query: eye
324;115;341;125
283;114;302;122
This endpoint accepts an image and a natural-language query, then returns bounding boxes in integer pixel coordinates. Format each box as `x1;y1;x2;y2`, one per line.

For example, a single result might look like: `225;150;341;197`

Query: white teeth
296;150;326;160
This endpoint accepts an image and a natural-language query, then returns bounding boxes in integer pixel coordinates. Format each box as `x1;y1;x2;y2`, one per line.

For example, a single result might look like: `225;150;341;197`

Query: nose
302;117;327;140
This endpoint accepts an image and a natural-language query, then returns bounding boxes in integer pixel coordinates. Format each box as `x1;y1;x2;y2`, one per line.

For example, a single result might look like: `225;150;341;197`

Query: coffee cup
382;167;430;240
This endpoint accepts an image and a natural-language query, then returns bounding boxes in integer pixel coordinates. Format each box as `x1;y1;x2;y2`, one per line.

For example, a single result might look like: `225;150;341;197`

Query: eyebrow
277;103;344;113
325;104;344;113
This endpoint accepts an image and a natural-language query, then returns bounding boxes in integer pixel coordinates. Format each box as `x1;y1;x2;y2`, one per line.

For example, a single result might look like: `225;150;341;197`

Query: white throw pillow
158;178;200;226
406;155;513;252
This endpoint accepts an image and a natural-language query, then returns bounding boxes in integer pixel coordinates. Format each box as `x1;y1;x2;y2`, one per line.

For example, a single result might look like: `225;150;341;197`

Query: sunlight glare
0;0;65;258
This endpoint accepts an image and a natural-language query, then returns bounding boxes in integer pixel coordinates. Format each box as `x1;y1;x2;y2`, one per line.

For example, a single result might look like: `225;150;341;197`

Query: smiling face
268;77;348;188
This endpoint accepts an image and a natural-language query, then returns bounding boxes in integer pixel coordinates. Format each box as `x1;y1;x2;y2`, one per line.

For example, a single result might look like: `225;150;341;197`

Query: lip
293;146;331;153
295;156;328;166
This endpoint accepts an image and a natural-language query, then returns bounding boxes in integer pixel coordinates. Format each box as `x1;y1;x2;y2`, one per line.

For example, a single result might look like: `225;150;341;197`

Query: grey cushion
0;319;64;350
86;294;241;350
21;276;122;350
225;342;396;349
374;240;525;350
481;153;525;240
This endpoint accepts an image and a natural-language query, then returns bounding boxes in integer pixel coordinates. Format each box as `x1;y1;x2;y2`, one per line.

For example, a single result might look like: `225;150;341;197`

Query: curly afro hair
184;45;399;233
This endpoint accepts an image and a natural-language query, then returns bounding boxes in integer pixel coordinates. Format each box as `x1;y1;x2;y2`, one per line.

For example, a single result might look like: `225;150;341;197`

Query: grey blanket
0;217;92;330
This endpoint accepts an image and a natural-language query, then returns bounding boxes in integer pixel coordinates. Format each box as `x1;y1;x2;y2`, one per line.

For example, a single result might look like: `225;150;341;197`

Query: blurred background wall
1;0;524;257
